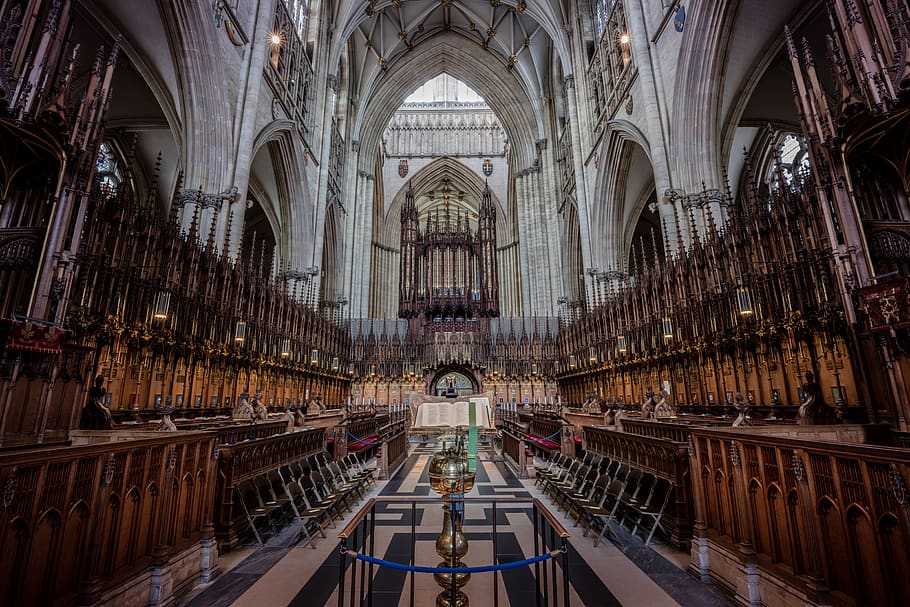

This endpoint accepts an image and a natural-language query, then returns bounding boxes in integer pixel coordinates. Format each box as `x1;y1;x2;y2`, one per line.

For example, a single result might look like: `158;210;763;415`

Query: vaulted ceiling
346;1;559;104
333;1;570;166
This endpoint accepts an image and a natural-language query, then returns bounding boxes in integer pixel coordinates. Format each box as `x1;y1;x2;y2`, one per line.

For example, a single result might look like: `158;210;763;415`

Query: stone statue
80;375;113;430
292;406;307;427
157;403;177;431
641;385;656;420
232;394;253;421
732;392;750;427
603;397;617;425
251;394;268;422
582;394;600;414
306;397;322;416
283;405;296;433
654;388;675;418
798;371;837;425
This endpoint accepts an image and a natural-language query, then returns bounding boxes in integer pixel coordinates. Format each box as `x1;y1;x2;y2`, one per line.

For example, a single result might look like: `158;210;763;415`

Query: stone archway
429;366;479;397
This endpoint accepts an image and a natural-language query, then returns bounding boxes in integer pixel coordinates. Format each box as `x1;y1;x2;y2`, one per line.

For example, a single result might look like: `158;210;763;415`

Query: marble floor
182;442;732;607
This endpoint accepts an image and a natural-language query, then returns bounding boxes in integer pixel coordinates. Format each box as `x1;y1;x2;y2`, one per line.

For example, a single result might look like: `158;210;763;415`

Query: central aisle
182;442;731;607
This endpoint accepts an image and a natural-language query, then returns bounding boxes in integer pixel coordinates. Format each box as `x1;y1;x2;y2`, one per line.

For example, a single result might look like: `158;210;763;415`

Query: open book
413;398;494;429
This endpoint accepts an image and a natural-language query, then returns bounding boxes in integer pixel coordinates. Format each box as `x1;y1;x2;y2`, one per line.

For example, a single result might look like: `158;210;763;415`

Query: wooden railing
214;427;325;548
378;418;408;479
583;426;692;548
501;417;529;478
619;419;697;444
332;415;380;460
689;427;910;607
0;431;218;606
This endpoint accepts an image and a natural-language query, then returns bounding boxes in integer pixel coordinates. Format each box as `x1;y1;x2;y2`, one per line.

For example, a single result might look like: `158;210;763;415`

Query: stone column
310;73;340;306
515;172;533;315
563;75;594;270
538;138;563;315
340;142;362;301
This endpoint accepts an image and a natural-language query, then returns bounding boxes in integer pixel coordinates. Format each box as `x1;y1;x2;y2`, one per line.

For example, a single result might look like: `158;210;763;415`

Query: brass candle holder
428;440;476;607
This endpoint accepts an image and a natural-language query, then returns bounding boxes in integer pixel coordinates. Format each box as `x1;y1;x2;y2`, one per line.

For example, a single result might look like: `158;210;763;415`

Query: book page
414;399;494;428
452;402;470;427
469;397;494;428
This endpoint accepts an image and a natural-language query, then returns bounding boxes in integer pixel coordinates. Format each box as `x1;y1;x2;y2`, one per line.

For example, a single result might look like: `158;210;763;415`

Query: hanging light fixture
617;335;627;353
280;338;291;358
153;291;171;320
662;317;674;339
310;348;319;365
331;356;339;371
234;320;247;342
569;355;577;369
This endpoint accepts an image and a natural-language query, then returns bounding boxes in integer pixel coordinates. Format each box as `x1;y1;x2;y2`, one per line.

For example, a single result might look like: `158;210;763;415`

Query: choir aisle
180;442;731;607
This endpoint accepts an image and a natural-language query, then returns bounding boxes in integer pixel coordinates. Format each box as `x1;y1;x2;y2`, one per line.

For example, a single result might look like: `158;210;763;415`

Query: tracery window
282;0;309;40
592;0;618;41
587;0;634;135
769;133;810;191
267;0;316;136
96;142;122;198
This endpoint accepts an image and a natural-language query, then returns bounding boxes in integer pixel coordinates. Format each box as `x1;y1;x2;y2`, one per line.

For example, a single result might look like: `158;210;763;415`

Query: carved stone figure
293;406;307;427
158;404;177;431
283;406;297;433
307;397;322;416
251;394;268;422
641;385;656;420
582;394;600;414
232;394;253;421
732;392;750;427
603;398;617;425
654;389;675;418
80;375;113;430
798;371;837;425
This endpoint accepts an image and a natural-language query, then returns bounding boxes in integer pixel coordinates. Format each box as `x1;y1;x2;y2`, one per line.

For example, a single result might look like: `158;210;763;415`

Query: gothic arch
379;157;510;249
246;126;316;272
351;33;542;169
429;365;479;395
590;121;656;272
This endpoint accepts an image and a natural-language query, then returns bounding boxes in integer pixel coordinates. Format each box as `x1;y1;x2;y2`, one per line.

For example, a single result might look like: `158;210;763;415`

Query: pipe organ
398;181;499;324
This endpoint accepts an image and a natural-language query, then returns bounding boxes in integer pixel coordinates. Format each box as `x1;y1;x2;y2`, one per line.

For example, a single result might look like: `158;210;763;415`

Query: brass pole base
435;589;469;607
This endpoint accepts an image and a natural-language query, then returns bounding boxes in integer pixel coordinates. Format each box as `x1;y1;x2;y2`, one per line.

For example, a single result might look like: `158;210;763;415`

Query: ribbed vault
351;32;541;169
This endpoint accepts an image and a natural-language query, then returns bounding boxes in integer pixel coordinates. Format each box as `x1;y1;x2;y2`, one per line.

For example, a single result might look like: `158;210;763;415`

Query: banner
4;319;68;354
862;278;910;332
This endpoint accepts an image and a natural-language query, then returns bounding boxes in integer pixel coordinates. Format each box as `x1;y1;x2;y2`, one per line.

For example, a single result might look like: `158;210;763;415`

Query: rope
529;429;562;443
347;431;379;444
343;550;562;573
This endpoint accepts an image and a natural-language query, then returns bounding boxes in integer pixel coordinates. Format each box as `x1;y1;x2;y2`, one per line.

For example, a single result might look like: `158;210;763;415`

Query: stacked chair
233;451;376;548
534;451;674;547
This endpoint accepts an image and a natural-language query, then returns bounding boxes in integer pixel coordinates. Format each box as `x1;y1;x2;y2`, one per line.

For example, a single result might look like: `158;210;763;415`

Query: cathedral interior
2;1;910;606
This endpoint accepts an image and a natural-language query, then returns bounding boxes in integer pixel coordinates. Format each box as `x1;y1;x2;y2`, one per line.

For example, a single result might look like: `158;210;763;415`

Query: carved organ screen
399;181;499;321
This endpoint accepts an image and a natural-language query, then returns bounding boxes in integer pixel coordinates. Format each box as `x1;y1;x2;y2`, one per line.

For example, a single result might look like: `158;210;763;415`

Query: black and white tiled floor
182;441;731;607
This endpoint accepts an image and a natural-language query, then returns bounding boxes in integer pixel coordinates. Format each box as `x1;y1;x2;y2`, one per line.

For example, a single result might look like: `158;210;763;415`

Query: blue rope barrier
347;431;379;444
528;429;562;443
347;550;558;574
